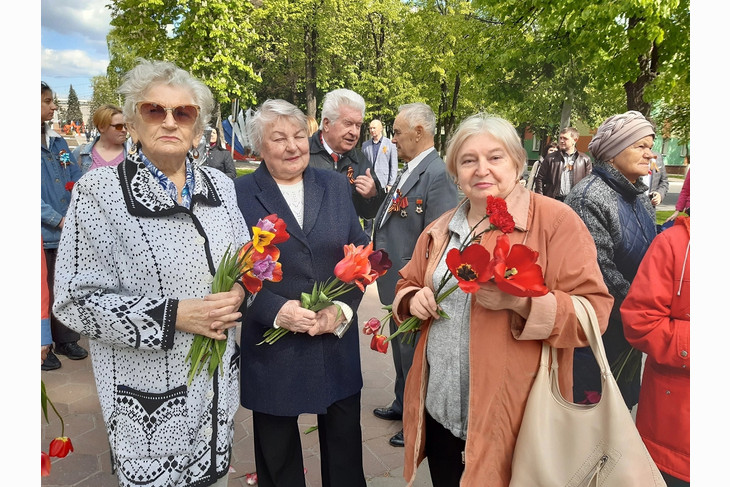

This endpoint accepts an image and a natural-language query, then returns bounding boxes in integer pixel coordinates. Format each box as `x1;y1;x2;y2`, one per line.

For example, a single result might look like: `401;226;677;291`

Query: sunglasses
110;123;127;131
136;102;200;126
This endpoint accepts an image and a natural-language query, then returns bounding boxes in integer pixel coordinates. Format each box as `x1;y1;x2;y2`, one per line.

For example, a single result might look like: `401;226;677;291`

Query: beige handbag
509;295;666;487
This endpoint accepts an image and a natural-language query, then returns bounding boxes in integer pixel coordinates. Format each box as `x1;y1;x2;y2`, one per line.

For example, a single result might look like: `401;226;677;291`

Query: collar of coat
117;150;223;217
592;162;648;201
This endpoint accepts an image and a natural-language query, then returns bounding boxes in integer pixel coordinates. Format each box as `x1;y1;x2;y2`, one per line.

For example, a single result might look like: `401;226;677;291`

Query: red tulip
362;318;382;335
334;242;374;291
492;235;549;297
41;451;51;476
445;243;494;293
49;436;73;458
368;249;392;278
370;334;389;353
258;214;290;244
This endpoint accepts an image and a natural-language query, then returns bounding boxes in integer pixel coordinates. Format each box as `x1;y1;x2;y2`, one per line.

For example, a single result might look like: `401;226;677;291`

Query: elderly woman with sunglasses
53;59;249;487
72;104;128;174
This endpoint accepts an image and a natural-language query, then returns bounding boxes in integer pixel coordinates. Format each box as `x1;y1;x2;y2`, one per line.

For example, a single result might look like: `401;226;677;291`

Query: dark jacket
204;145;237;179
234;162;370;415
308;130;386;219
565;163;656;407
534;150;592;199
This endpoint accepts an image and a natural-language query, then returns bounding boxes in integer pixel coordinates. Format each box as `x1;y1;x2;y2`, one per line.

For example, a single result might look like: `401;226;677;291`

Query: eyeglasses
136;102;200;126
110;123;127;131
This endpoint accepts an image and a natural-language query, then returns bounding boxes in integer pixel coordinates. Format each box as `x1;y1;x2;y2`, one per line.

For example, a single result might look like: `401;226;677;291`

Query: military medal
415;199;423;214
388;189;408;217
346;166;355;184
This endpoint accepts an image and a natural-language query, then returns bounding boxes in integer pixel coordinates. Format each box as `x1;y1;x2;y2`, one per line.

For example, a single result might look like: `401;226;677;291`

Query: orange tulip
370;334;389;353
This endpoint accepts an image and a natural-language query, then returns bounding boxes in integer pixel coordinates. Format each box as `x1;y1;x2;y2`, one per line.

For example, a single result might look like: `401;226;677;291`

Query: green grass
236;168;255;177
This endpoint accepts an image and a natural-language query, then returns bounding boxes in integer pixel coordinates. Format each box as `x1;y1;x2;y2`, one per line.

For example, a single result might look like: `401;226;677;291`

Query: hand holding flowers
186;214;289;384
260;242;391;344
366;196;549;349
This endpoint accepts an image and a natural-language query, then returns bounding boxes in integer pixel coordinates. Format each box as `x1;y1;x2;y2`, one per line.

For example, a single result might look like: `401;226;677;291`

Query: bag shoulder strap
571;295;611;375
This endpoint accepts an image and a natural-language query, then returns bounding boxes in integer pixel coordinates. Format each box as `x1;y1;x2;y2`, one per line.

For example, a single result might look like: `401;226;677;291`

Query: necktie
331;152;339;169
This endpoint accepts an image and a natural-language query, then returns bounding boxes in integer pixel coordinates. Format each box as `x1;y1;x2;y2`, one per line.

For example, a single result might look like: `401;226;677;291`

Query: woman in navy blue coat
234;99;370;487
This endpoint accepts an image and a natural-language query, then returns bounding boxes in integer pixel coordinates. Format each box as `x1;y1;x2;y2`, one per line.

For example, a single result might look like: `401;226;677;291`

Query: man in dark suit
371;103;459;447
534;126;592;201
309;88;386;220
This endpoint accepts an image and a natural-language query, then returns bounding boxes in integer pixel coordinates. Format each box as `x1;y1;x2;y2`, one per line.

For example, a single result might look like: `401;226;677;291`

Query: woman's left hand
309;305;342;336
475;282;530;318
175;284;245;339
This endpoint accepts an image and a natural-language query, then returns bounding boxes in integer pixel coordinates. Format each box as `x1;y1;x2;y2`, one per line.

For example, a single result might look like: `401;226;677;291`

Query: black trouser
389;319;418;415
44;248;81;345
425;412;465;486
252;392;366;487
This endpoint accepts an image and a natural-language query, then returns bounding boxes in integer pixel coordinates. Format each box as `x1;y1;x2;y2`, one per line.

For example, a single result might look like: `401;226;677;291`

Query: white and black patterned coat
53;154;250;487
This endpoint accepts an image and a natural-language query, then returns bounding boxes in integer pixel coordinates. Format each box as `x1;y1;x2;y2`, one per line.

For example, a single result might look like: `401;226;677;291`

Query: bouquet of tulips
367;196;550;349
259;241;392;345
186;214;289;384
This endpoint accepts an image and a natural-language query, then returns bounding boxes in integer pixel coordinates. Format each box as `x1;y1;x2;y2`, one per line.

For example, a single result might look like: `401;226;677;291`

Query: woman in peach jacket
392;114;613;486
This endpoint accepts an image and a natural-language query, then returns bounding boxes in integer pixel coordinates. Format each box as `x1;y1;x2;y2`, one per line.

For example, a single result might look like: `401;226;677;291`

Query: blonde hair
306;115;319;136
93;104;123;131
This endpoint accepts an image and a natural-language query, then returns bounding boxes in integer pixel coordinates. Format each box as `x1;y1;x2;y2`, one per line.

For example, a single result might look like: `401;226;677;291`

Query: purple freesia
252;255;276;280
256;218;276;233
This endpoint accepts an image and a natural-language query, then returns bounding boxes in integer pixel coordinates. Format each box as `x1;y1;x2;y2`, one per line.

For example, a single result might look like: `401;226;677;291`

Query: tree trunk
623;16;658;117
305;23;318;118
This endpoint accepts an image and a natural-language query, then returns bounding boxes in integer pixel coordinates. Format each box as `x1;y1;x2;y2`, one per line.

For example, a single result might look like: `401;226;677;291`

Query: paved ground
41;284;433;487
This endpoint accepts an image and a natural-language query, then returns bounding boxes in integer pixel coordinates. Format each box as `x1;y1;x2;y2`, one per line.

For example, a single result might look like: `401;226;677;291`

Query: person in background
534;127;592;200
621;215;690;487
73;104;128;174
204;127;237;179
53;59;249;487
395;113;612;486
41;80;88;371
306;115;319;137
643;153;669;207
308;88;385;219
565;110;657;408
362;118;400;236
526;141;558;191
667;166;690;221
42;236;52;364
371;103;458;448
235;99;370;487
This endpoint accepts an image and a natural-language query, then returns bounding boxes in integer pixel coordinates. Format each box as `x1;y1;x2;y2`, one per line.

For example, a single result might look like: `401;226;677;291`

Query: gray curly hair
118;58;214;136
588;111;655;163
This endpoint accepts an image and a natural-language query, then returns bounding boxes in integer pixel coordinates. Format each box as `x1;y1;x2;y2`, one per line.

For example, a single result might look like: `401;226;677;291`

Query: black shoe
373;407;402;421
41;351;61;371
389;430;404;447
54;342;88;360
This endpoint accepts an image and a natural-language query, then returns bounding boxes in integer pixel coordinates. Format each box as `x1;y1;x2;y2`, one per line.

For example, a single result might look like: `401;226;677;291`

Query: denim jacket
42;127;81;249
72;136;98;174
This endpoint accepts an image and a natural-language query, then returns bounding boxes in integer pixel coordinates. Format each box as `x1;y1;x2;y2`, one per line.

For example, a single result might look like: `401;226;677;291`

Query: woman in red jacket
621;216;690;486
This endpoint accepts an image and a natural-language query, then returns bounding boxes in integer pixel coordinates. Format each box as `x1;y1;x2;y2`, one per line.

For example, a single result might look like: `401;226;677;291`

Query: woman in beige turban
565;110;658;409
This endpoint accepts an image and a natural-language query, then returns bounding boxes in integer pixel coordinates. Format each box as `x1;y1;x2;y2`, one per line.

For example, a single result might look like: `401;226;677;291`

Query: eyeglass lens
138;103;199;126
111;124;127;131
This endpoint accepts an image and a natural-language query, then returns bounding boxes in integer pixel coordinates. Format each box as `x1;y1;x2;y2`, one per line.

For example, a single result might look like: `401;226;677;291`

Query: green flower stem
385;282;460;343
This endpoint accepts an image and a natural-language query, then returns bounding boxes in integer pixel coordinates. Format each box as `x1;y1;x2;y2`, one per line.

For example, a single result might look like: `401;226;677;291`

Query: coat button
666;390;671;395
680;350;688;357
206;390;214;400
196;236;205;245
205;427;213;437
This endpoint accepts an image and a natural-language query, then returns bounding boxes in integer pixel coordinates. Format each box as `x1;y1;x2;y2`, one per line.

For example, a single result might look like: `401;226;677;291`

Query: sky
41;0;112;101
